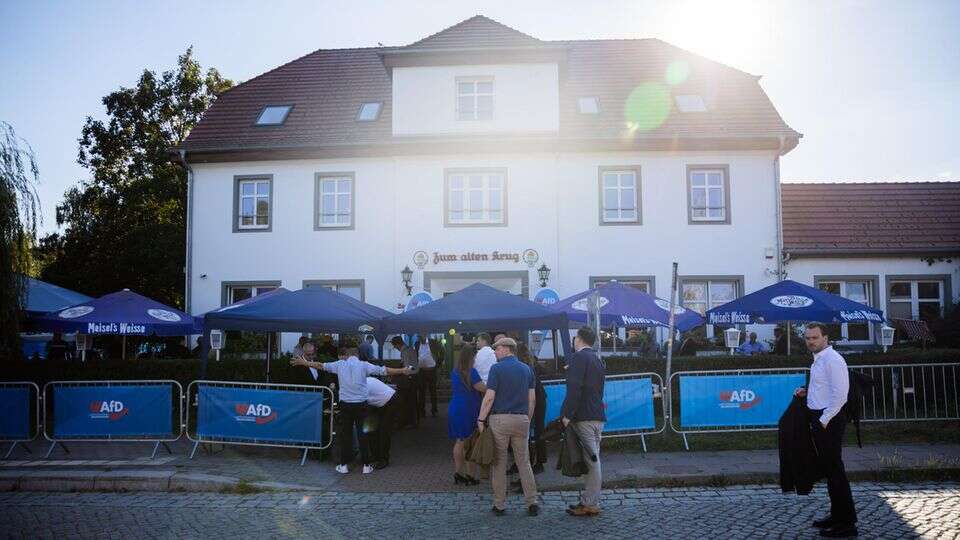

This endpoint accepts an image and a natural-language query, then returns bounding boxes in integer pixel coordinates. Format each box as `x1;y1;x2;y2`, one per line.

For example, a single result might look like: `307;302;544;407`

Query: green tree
0;122;41;358
37;48;232;308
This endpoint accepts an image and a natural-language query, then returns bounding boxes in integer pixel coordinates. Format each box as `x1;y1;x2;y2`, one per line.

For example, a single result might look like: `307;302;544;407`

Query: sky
2;0;958;235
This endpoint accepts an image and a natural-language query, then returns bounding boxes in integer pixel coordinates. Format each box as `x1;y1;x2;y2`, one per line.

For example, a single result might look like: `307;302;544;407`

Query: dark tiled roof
559;38;796;141
182;16;799;154
781;182;960;255
405;14;543;50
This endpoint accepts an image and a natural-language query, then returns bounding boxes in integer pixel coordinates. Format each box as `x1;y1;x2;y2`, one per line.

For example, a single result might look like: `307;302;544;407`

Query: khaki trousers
490;414;538;509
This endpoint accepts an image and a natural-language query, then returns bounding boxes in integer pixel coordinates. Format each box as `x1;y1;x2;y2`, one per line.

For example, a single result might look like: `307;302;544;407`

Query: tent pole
265;332;273;383
551;329;559;373
787;321;791;357
664;262;679;431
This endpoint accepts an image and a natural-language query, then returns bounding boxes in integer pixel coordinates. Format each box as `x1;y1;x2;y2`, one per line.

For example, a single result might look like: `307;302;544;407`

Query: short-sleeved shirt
418;343;436;368
366;377;396;408
320;356;387;403
473;346;497;383
487;356;534;415
738;341;768;355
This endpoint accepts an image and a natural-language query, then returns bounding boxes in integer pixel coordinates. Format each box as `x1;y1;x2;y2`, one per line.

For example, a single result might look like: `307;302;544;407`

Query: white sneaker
362;464;374;474
335;464;349;474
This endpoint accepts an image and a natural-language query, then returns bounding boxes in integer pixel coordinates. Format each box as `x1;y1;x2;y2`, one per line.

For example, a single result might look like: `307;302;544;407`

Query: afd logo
88;400;129;421
234;403;278;424
718;390;762;410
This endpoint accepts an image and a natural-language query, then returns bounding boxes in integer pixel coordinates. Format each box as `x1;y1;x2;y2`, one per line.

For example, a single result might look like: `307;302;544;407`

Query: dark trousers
396;375;419;427
531;399;546;465
337;402;371;466
418;367;438;416
372;394;401;464
809;408;857;524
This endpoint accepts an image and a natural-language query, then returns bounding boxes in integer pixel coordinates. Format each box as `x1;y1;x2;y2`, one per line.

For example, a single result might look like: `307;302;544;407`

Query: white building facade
178;17;958;351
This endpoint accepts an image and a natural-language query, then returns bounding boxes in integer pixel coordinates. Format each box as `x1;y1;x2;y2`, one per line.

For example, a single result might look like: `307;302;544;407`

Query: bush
929;304;960;348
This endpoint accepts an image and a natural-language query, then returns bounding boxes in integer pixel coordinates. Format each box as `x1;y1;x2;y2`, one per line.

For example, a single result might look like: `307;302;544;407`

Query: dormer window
674;95;707;112
457;77;494;121
357;102;382;121
578;97;600;114
255;105;293;126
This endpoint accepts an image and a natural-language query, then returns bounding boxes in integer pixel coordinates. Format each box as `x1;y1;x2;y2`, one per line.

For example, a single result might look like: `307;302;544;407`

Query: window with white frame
445;170;505;226
888;280;945;322
818;280;874;343
681;278;739;338
304;280;364;301
457;78;494;121
590;277;651;294
600;168;640;223
316;175;354;229
688;167;729;223
225;284;277;305
236;177;271;230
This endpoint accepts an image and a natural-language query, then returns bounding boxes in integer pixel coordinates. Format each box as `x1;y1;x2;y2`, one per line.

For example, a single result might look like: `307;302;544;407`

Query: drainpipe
178;149;194;318
773;141;784;281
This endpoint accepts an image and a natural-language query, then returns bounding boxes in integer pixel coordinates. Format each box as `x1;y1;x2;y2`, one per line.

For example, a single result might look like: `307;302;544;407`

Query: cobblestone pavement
2;482;957;539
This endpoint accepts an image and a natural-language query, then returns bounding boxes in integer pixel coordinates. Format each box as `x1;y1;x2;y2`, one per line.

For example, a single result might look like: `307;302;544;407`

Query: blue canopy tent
201;287;394;380
705;279;885;354
381;282;572;361
31;289;201;360
551;281;704;356
552;281;704;331
24;277;93;317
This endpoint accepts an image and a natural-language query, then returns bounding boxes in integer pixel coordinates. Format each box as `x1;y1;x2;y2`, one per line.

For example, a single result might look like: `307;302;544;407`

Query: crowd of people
288;326;608;518
286;323;857;532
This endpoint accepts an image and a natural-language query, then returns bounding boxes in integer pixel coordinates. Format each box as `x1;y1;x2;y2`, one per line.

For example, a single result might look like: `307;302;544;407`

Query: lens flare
624;83;672;132
665;61;690;86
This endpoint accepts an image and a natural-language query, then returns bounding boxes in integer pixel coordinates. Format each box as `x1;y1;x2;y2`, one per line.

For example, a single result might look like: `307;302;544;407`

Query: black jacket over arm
778;395;821;495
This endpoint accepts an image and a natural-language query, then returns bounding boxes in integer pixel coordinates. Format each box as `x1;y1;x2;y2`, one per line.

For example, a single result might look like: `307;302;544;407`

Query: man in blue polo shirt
477;337;539;516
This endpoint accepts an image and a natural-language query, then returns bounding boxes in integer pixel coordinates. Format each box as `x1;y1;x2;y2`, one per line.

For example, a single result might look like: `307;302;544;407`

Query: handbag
466;424;496;466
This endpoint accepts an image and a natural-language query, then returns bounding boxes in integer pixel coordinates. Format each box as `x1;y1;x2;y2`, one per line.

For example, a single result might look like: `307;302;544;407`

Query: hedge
3;348;957;388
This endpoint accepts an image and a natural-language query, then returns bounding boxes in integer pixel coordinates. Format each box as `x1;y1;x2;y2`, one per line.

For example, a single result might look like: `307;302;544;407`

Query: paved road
2;483;958;539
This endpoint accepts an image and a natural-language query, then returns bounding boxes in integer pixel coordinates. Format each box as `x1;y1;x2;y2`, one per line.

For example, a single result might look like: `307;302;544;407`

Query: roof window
674;95;707;112
577;97;600;114
357;102;382;122
255;105;292;126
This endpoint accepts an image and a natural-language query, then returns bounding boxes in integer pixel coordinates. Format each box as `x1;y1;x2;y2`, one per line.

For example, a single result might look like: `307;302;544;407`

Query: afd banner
197;385;324;445
0;387;32;440
679;373;806;428
543;377;655;432
53;385;173;438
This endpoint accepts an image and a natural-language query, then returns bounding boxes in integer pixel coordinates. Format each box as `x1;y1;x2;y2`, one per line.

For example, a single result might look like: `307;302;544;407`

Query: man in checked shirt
794;322;858;538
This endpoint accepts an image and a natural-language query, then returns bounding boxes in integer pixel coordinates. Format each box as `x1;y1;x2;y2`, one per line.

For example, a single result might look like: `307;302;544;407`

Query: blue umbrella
705;280;884;325
24;277;93;317
32;289;200;336
552;281;704;332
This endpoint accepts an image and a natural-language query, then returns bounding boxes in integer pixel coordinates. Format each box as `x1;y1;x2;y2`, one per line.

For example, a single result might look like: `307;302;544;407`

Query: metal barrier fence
849;363;960;422
186;380;335;466
42;380;184;459
668;368;810;450
542;372;666;452
1;382;40;459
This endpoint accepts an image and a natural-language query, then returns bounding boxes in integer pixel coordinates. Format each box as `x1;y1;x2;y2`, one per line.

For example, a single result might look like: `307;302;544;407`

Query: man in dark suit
561;326;606;517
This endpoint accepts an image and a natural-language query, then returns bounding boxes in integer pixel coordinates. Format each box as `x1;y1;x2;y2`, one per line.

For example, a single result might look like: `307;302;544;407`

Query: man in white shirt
366;377;399;469
292;342;410;475
473;333;497;384
417;336;439;418
794;322;857;538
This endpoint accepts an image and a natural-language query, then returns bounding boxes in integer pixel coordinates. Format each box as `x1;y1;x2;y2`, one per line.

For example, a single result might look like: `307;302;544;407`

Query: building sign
413;249;540;266
523;249;539;267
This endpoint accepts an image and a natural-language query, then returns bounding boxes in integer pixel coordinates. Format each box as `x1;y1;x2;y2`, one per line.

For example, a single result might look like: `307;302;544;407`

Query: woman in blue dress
448;345;486;485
